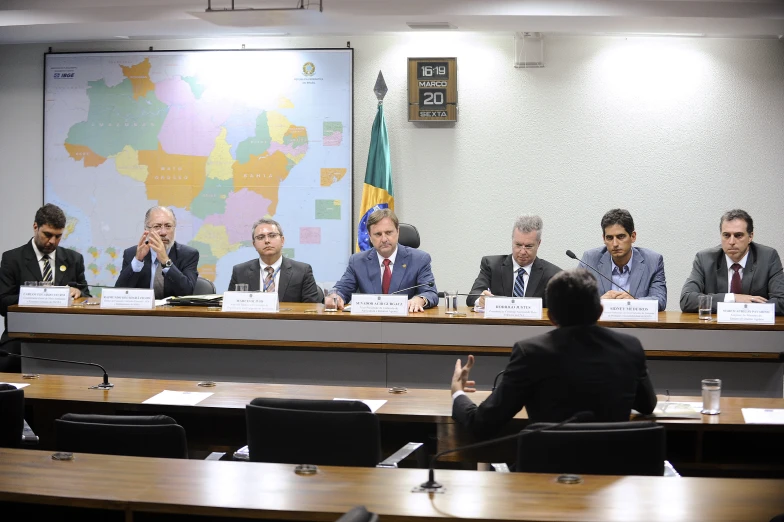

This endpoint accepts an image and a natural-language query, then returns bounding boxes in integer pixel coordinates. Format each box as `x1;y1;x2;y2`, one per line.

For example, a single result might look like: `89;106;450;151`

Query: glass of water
324;289;338;312
443;291;458;314
234;283;249;292
701;378;721;415
698;295;712;321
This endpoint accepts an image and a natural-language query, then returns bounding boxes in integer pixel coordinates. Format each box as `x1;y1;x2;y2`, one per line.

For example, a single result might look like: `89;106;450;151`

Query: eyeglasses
146;224;175;231
254;233;281;241
514;244;537;252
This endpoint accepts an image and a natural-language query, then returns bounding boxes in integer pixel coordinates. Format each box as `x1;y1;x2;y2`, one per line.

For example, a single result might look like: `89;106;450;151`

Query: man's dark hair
720;209;753;234
34;204;66;229
546;268;603;327
600;208;635;236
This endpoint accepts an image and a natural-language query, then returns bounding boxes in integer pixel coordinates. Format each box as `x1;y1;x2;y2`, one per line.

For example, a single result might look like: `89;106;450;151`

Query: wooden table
1;448;783;522
5;372;784;477
7;303;784;395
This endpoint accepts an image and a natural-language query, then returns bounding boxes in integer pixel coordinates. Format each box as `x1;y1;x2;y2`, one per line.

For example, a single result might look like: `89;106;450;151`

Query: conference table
1;448;783;521
7;302;784;396
4;372;783;477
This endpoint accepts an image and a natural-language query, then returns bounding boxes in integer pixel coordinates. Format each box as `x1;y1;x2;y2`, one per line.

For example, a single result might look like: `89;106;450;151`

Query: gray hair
144;206;177;226
513;214;543;241
251;218;284;240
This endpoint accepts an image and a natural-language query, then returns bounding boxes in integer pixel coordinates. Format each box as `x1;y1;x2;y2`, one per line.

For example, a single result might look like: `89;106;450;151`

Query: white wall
1;34;783;310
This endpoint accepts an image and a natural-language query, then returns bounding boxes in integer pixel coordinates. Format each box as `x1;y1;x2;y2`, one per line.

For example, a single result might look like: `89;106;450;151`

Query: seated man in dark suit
681;209;784;315
228;218;321;302
451;268;657;439
467;214;561;308
114;206;199;298
0;204;90;372
332;208;438;313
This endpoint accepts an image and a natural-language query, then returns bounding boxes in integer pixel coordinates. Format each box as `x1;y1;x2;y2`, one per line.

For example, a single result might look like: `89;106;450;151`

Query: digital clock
408;57;457;122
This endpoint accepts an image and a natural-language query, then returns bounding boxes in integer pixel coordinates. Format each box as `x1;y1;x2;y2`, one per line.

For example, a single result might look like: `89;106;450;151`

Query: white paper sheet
741;408;784;424
142;390;213;406
0;382;30;389
333;398;387;413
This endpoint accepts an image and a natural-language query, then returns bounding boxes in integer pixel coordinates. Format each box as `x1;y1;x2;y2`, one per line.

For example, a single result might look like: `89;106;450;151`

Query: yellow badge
59;265;66;272
402;264;407;268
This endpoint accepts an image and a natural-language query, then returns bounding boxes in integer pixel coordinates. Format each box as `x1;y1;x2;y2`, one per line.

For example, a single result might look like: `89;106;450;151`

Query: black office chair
515;421;666;476
0;383;24;448
244;398;423;467
398;223;420;249
335;506;378;522
193;276;216;295
55;413;188;459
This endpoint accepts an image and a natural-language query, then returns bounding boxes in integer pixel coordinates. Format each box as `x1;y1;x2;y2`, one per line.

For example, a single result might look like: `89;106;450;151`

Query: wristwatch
162;259;173;269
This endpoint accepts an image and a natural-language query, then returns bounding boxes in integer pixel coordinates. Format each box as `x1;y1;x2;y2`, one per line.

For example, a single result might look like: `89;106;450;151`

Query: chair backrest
246;398;381;467
55;413;188;459
0;384;24;448
516;421;665;476
398;223;420;249
335;506;379;522
193;276;216;295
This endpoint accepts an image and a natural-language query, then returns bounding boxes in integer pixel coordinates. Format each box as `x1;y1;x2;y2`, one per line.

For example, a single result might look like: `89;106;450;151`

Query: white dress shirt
30;239;56;280
260;256;283;292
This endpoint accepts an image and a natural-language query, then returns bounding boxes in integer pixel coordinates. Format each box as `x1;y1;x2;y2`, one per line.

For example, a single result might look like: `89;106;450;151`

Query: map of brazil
45;49;352;293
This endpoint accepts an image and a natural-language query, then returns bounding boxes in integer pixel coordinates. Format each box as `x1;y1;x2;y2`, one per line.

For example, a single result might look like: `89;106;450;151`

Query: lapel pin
402;264;407;268
59;265;66;272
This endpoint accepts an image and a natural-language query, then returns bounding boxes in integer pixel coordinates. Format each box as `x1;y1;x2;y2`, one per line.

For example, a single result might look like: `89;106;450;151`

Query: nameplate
717;302;775;325
222;291;279;313
18;286;72;308
483;297;543;319
101;288;155;309
350;294;408;316
599;300;659;322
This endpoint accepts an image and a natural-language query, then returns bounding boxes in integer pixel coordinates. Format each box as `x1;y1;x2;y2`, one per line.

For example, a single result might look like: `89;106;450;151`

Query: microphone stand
0;350;113;390
565;250;635;298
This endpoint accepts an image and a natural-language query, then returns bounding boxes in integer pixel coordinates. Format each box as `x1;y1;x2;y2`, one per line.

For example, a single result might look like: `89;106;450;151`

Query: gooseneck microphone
414;410;594;492
565;250;636;299
390;281;435;295
0;349;114;390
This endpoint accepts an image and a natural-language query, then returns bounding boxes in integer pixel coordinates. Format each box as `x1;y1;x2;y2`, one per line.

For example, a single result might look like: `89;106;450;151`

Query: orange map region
232;151;290;214
64;143;107;167
320;168;347;187
199;264;216;281
138;144;208;210
120;58;156;101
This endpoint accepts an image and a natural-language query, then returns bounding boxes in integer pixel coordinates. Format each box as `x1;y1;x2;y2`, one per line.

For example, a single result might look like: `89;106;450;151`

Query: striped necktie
42;255;53;283
264;266;276;292
513;268;526;297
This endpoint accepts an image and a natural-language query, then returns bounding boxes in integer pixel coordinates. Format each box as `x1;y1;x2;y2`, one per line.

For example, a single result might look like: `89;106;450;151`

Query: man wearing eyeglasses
467;214;562;309
227;218;321;302
114;206;199;298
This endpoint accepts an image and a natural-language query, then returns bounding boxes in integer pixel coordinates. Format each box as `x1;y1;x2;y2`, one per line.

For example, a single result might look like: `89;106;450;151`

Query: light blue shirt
130;249;171;289
611;250;633;293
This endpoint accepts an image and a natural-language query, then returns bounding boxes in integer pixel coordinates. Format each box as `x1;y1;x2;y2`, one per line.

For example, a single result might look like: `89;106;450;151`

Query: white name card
599;299;659;322
222;291;279;313
483;297;543;319
18;286;72;308
350;294;408;316
100;288;155;310
717;302;775;325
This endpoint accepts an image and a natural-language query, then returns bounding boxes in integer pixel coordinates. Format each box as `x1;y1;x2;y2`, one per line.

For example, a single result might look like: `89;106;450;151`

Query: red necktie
730;263;742;294
381;259;392;294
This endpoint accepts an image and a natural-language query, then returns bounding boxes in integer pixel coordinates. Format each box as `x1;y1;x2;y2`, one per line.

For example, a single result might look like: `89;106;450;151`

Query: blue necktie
513;268;526;297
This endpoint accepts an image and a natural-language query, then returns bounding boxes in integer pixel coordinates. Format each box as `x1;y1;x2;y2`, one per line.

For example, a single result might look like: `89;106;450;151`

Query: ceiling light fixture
406;22;457;31
205;0;322;14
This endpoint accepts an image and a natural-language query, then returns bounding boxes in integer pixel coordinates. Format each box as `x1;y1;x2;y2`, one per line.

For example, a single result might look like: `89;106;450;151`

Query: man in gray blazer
681;209;784;315
467;214;562;308
580;209;667;311
228;218;321;303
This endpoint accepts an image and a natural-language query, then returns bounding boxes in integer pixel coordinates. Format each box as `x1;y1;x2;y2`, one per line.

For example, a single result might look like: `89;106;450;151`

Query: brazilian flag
357;104;394;251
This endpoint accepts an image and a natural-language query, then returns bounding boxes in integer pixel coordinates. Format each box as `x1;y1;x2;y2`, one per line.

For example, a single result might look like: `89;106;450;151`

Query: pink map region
300;227;321;245
323;132;343;146
204;189;272;244
268;142;309;157
156;78;232;156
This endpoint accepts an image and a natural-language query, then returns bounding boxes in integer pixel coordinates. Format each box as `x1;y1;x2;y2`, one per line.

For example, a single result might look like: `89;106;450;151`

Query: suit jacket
452;325;657;439
580;246;667;311
680;243;784;315
333;245;439;307
227;257;322;303
114;241;199;298
466;255;562;307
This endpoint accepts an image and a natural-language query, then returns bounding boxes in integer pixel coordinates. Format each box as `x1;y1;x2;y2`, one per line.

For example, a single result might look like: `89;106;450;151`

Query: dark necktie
730;263;742;294
381;259;392;294
264;266;276;292
153;260;164;299
41;255;53;283
513;268;526;297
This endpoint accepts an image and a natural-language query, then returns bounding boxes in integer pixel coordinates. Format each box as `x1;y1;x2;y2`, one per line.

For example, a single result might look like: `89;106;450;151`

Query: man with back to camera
466;214;562;309
227;218;321;302
0;203;90;372
680;209;784;315
451;268;657;439
580;208;667;311
114;206;199;298
331;208;438;313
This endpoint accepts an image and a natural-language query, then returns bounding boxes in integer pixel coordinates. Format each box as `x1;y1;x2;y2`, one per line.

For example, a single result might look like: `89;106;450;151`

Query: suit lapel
501;255;514;296
741;246;755;295
627;248;645;297
364;250;382;294
53;247;66;286
23;243;42;283
388;246;409;294
248;261;261;292
716;253;729;294
277;257;292;298
168;242;179;267
597;251;613;294
525;258;544;297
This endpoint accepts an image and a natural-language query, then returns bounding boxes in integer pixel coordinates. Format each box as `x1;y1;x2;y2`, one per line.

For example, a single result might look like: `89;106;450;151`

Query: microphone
414;410;594;492
0;349;114;390
390;281;435;295
565;250;635;298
